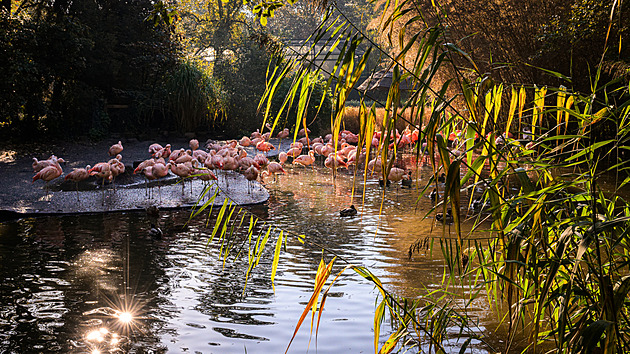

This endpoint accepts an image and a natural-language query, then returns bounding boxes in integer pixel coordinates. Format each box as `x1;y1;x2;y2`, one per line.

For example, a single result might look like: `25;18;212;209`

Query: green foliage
265;70;333;136
0;0;177;140
190;1;630;353
165;59;224;132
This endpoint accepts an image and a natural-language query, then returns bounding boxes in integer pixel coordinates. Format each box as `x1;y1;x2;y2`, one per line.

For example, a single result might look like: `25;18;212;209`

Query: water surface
0;162;502;353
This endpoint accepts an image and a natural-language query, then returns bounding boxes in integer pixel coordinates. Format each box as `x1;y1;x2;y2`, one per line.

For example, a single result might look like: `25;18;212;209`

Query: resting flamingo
266;162;286;182
256;141;275;155
32;155;65;172
33;158;64;198
109;141;123;157
89;162;112;204
65;164;91;200
278;151;288;165
243;165;259;194
239;136;252;147
189;139;199;151
293;150;315;167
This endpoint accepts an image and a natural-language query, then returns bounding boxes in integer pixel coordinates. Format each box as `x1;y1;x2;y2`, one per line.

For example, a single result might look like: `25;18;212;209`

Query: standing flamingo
169;162;193;194
89;162;112;204
266;162;286;182
65;164;91;200
256;140;275;155
293;150;315;167
33;158;64;198
146;161;170;201
243;165;259;194
108;154;125;191
278;151;288;165
277;128;290;149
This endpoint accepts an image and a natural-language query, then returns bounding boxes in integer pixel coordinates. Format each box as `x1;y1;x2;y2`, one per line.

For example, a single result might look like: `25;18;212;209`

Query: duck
378;179;391;187
401;171;413;188
149;223;163;239
340;205;358;217
469;198;485;213
435;209;454;224
437;173;446;183
429;189;439;202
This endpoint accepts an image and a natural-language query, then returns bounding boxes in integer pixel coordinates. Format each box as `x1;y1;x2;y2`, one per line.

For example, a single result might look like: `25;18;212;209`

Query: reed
196;1;630;353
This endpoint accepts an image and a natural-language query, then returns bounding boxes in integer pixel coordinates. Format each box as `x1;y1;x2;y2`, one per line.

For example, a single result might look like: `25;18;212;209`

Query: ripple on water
0;163;510;353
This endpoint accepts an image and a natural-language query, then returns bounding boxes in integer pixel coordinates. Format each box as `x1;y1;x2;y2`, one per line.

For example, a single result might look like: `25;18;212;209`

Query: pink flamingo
146;161;170;201
265;162;286;182
221;155;240;189
148;143;163;156
65;164;91;200
89;162;112;204
388;167;406;183
32;155;65;172
169;162;193;194
108;154;125;190
253;154;268;169
239;136;252;147
286;146;302;158
277;128;290;139
324;153;347;171
109;141;123;157
256;141;275;155
174;151;194;164
169;148;186;162
189;139;199;151
33;158;64;197
193;149;208;163
243;165;259;193
293;150;315;167
278;151;288;165
153;144;172;159
367;157;382;175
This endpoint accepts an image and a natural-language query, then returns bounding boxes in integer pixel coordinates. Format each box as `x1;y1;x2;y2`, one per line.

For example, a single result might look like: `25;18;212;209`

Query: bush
165;59;223;133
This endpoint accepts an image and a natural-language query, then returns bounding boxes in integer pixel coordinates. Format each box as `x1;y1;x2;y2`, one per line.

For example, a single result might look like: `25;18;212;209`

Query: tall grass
165;59;224;132
193;0;630;353
343;105;412;133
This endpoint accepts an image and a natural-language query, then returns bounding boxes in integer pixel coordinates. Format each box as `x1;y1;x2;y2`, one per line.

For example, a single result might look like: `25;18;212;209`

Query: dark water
0;162;506;353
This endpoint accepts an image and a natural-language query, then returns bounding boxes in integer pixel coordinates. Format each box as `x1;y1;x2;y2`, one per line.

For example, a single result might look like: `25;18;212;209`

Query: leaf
579;320;613;354
285;256;336;354
378;328;404;354
270;230;284;292
374;300;386;354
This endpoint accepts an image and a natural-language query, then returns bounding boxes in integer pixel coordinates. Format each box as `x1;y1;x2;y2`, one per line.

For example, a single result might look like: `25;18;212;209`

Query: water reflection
0;162;522;353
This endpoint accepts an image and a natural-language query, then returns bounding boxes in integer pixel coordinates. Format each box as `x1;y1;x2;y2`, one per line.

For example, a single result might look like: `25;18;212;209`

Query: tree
0;0;178;139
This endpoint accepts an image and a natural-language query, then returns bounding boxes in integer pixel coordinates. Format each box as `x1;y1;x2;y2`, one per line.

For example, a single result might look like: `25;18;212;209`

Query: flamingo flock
30;121;520;209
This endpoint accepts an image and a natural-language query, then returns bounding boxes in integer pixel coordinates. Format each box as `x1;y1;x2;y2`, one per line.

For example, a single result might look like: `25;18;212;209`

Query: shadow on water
5;159;624;352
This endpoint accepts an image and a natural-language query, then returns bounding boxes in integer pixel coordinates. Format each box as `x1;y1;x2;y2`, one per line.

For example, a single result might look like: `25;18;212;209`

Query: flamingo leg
101;178;105;206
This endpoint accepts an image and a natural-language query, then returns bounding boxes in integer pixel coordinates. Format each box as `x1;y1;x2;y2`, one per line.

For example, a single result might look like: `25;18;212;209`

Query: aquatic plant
191;0;630;353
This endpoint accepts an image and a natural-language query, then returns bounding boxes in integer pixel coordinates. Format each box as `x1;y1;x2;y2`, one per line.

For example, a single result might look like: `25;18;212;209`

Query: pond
0;160;508;353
